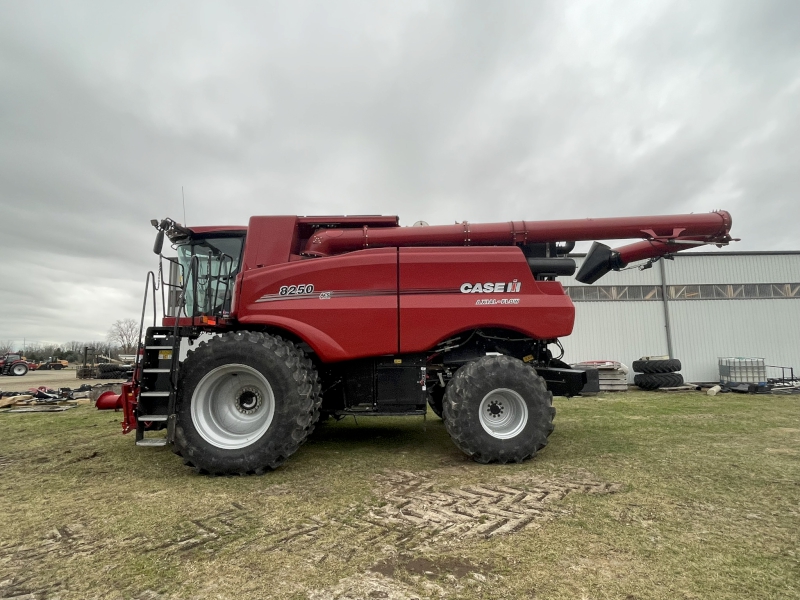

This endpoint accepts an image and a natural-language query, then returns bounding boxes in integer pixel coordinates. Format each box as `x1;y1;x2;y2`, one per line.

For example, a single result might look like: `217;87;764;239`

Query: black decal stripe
399;288;463;295
254;289;396;303
254;286;501;304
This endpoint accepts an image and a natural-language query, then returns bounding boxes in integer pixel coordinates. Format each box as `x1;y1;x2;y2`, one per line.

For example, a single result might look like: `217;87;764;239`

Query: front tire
443;355;554;464
174;331;321;475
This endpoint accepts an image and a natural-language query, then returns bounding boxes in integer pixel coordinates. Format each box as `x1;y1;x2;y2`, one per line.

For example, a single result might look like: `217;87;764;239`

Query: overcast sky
1;0;798;349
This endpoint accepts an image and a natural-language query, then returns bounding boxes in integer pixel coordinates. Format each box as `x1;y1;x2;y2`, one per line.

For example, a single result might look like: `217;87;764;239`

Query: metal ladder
131;251;194;448
134;327;179;447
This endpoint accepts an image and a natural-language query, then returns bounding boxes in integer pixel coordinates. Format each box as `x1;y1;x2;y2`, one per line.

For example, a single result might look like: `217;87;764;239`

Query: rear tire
174;331;321;475
11;363;28;376
634;372;684;390
442;355;554;464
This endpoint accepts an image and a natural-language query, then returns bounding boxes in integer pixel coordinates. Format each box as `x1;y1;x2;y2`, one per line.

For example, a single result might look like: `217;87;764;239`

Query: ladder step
136;438;168;447
142;368;171;373
140;391;170;397
137;414;169;421
145;346;174;350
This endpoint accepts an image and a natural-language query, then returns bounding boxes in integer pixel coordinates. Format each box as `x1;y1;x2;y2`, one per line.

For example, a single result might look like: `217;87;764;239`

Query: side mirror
153;230;165;255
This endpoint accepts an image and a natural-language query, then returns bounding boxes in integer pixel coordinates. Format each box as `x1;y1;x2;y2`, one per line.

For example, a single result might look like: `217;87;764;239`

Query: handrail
165;254;200;421
135;270;160;372
140;247;237;338
209;252;234;317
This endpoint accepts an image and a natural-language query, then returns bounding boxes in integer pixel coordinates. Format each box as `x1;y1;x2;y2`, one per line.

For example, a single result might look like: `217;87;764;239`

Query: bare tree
23;342;42;360
107;319;139;354
0;340;13;355
64;340;86;363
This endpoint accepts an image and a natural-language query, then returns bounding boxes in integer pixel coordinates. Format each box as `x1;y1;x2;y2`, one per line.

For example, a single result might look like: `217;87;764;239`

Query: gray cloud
1;0;798;346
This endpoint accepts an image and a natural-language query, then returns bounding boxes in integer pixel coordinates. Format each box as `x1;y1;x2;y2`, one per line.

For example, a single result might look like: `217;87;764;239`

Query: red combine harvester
103;211;734;474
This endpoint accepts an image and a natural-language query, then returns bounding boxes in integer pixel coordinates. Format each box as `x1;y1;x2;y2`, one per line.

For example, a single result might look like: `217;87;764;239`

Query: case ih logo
460;280;521;294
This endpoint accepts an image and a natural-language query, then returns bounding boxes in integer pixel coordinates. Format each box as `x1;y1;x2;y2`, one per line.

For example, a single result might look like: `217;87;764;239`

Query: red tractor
105;211;734;474
0;354;37;376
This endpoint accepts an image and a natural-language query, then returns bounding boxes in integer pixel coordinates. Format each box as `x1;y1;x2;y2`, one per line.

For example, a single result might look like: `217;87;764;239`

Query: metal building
559;251;800;383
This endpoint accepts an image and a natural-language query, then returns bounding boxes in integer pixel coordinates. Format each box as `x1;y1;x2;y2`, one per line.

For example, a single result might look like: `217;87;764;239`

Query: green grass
0;391;798;599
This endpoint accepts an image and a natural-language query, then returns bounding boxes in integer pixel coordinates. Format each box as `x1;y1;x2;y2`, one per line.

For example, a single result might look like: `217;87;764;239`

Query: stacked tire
633;359;683;390
97;363;132;380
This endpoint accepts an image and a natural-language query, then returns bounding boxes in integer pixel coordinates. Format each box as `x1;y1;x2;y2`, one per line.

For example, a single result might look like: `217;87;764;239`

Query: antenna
182;186;187;226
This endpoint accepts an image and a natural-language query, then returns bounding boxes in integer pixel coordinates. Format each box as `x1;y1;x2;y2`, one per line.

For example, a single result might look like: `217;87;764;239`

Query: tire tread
442;355;554;464
634;372;684;390
173;331;321;475
632;359;682;374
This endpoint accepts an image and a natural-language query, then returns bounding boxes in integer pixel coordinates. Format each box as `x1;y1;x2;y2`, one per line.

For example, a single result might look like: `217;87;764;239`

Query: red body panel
238;248;399;362
398;248;574;352
242;216;298;270
234;245;575;361
239;215;401;270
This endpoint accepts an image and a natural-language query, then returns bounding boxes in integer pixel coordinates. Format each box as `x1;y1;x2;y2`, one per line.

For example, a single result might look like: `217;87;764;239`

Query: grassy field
0;390;798;599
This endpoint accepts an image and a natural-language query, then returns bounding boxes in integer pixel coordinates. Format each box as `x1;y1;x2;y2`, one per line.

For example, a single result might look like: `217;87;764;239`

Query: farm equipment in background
96;356;135;380
76;348;134;380
100;210;734;474
37;358;70;370
0;354;38;376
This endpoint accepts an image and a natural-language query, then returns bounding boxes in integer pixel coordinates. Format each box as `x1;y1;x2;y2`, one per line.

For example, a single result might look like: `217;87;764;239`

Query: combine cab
102;210;734;474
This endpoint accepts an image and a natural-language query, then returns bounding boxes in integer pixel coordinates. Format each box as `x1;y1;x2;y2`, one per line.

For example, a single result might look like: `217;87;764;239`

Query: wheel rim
478;388;528;439
191;363;275;450
12;364;26;376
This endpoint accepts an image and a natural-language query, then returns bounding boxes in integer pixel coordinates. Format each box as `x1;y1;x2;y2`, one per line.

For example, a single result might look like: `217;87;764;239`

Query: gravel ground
0;368;127;392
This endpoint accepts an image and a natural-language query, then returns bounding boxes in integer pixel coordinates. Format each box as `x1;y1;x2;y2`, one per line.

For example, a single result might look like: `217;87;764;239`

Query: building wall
559;252;800;383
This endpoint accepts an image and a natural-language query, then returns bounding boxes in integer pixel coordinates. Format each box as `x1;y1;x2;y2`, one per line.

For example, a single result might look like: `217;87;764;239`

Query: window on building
563;283;800;302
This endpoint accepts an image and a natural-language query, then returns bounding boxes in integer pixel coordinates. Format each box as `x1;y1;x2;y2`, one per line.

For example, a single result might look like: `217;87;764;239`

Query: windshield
176;235;244;318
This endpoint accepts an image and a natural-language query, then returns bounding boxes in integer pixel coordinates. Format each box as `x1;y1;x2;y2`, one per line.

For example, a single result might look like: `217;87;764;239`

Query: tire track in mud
0;524;99;600
0;473;621;599
1;473;621;566
147;472;622;558
143;502;254;554
0;524;97;566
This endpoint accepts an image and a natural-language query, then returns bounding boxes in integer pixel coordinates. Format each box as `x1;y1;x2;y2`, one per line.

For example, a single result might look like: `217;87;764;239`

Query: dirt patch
370;554;480;580
0;523;100;598
145;502;255;554
0;523;96;566
69;450;100;463
307;572;429;600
